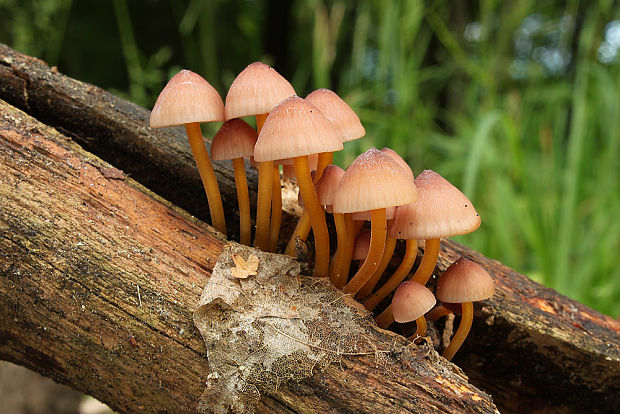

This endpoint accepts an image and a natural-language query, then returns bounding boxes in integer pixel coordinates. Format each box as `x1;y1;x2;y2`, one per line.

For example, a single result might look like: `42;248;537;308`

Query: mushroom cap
211;119;258;160
392;281;436;323
150;70;225;128
332;148;417;214
381;147;414;180
352;229;371;260
224;62;295;120
253;96;343;162
305;89;365;142
316;165;345;209
389;170;480;240
351;206;396;221
436;257;495;303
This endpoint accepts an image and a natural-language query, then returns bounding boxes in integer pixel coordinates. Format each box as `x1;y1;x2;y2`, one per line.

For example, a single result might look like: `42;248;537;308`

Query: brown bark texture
0;99;497;413
0;43;619;413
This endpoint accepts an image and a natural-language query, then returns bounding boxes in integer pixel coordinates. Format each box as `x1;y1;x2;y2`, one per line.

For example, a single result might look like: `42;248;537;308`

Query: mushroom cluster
150;64;494;361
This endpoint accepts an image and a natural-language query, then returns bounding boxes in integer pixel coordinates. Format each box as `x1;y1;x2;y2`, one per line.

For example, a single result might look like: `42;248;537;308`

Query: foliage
1;0;618;316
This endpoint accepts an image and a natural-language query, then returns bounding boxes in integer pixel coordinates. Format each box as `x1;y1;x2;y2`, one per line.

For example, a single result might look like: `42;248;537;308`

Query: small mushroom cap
352;229;371;260
381;147;414;180
211;119;258;161
351;206;396;221
253;96;343;162
150;70;225;128
316;165;345;208
225;62;295;120
306;89;365;142
389;170;480;240
392;281;436;323
436;257;495;303
333;148;417;213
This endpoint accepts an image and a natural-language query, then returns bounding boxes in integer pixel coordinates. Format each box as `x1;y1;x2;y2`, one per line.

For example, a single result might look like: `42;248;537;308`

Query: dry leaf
231;253;259;279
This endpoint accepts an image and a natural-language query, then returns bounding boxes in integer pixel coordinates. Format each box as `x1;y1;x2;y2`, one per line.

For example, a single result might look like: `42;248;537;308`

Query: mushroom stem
315;152;333;182
268;164;282;252
284;153;332;257
427;305;454;322
284;213;311;256
343;208;387;295
363;239;419;310
256;113;268;133
293;156;330;277
255;160;273;251
357;233;397;300
406;317;428;341
411;238;441;285
232;157;251;245
442;302;473;361
374;304;393;329
329;212;347;285
185;122;226;236
332;213;358;288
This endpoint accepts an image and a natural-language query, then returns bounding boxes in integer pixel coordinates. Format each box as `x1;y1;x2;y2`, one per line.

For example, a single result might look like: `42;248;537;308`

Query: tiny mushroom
391;281;436;338
211;119;258;245
225;62;295;251
436;257;495;361
254;96;342;277
285;88;365;258
150;69;227;236
333;148;417;296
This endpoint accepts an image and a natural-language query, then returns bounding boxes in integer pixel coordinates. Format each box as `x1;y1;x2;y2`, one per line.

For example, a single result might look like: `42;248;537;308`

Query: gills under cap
150;70;225;128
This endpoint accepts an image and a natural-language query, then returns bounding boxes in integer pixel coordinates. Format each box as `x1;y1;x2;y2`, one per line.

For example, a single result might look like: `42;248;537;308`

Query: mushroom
285;89;365;257
150;69;227;235
405;170;480;286
333;149;417;295
436;257;494;361
225;62;295;251
254;96;342;276
211;119;258;245
391;281;436;338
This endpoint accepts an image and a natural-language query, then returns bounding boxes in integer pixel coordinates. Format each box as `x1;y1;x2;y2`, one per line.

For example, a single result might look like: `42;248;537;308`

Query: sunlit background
1;0;618;320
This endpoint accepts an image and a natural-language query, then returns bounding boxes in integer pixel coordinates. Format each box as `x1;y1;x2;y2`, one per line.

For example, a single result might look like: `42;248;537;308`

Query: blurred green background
1;0;618;317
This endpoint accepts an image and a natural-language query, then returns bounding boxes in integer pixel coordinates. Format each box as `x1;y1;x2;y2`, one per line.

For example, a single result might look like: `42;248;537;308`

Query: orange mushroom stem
442;302;473;360
363;238;418;310
411;238;440;285
185;122;227;236
343;208;386;295
294;156;330;277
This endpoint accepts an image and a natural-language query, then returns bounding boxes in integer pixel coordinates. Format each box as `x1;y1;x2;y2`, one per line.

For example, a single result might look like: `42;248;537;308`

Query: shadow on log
1;44;619;413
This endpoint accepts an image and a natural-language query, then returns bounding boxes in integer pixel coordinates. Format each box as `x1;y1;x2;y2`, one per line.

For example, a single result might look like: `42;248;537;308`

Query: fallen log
0;100;497;413
1;44;619;413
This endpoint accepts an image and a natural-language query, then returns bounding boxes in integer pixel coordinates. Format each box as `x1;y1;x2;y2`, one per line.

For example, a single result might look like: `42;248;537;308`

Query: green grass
1;0;618;316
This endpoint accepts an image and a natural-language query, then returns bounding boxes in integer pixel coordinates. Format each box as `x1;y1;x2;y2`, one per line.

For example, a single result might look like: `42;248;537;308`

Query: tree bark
0;99;497;413
1;43;619;413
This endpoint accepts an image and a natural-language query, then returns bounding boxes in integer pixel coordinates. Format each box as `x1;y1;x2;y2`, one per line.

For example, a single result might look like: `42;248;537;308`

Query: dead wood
0;99;497;413
1;43;619;413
